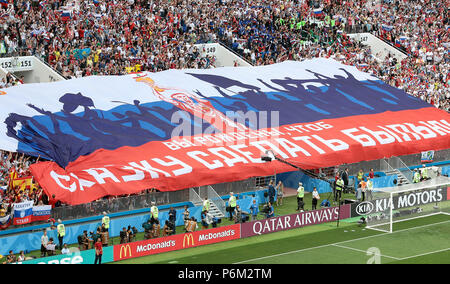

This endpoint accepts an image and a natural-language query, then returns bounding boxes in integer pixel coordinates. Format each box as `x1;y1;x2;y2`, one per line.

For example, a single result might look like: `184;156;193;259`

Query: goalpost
364;176;450;233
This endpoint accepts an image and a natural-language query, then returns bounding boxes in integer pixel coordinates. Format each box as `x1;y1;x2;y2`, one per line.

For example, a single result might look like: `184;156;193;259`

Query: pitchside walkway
114;214;450;264
283;187;298;197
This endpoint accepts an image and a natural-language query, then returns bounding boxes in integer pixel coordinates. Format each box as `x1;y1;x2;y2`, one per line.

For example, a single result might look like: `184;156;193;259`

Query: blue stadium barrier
0;201;194;237
441;166;450;177
0;204;203;256
0;189;269;255
277;171;332;194
405;160;450;171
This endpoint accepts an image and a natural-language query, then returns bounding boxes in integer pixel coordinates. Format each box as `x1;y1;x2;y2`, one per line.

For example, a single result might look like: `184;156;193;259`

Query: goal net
364;176;450;233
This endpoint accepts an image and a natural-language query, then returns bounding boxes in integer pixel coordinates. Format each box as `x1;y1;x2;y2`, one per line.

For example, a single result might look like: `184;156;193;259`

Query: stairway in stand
192;200;225;219
384;169;410;186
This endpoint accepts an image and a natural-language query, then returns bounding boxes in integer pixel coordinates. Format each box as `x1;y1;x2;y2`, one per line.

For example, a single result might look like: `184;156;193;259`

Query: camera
261;204;270;214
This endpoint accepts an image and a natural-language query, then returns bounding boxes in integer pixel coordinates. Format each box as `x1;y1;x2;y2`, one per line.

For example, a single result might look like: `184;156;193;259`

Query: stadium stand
0;0;448;109
0;0;448;264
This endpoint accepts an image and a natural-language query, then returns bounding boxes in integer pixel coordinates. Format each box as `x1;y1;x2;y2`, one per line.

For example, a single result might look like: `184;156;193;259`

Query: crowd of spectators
0;147;169;229
361;0;449;111
0;0;448;110
0;148;165;225
0;150;47;219
0;72;23;89
0;0;447;110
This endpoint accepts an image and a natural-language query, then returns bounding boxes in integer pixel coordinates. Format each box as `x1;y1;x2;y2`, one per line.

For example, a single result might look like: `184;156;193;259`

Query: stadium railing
51;176;274;221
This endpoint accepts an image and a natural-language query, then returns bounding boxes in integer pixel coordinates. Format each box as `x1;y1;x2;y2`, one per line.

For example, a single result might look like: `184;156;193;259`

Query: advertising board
113;224;240;261
241;205;351;238
21;246;114;264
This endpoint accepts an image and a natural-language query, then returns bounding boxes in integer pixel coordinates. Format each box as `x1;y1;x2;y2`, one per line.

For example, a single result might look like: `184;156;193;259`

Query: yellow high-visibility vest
151;206;159;218
102;216;110;229
57;224;65;237
421;168;428;178
203;200;210;211
336;179;344;191
229;196;236;207
357;172;364;181
413;172;421;183
297;186;304;198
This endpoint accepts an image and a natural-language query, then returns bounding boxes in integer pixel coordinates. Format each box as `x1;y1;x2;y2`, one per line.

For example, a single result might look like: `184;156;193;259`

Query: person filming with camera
266;202;274;218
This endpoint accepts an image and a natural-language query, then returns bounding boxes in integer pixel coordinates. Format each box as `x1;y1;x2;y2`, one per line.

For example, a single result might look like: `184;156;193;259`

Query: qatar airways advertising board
241;204;351;238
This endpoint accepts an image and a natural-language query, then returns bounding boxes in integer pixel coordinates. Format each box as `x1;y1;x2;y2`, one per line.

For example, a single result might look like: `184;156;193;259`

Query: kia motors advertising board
241;205;351;238
113;224;240;261
350;186;448;217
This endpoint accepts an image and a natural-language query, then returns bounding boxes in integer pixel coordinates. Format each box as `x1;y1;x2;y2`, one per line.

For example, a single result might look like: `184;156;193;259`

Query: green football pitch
114;213;450;264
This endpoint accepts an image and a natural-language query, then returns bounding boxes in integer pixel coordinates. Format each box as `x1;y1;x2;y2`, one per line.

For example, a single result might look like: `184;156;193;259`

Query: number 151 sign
0;56;33;72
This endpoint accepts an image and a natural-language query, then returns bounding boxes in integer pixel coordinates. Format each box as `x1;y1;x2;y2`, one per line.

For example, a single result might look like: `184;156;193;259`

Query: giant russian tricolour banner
0;58;449;205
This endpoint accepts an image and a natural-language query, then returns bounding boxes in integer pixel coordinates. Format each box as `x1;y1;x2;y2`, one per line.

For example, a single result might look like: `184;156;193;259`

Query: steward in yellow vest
150;202;159;226
102;213;110;231
420;166;429;181
413;169;421;183
335;178;344;202
228;193;237;221
297;182;305;211
203;198;210;212
57;220;65;250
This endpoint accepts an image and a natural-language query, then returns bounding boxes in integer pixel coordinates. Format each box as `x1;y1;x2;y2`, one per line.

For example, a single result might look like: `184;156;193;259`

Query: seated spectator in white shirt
61;244;70;255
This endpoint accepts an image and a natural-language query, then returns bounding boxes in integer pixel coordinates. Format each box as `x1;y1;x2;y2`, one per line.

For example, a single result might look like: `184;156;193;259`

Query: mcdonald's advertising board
113;224;240;261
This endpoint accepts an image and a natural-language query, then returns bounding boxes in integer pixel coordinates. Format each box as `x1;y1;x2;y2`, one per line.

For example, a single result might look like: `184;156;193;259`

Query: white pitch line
398;247;450;261
338;219;450;244
233;218;450;264
331;244;401;260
